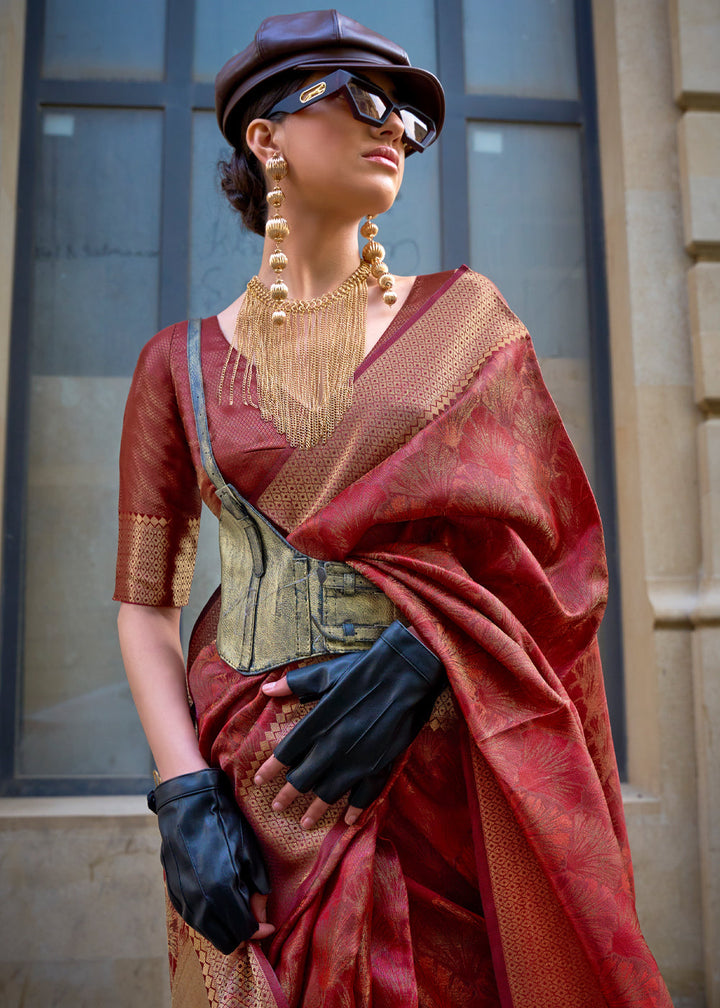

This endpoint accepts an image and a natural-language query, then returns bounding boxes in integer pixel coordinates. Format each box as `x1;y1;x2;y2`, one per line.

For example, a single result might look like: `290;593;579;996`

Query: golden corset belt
187;319;398;675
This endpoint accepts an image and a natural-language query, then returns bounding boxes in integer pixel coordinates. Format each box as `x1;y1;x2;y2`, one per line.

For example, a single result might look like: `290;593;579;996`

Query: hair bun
219;149;266;235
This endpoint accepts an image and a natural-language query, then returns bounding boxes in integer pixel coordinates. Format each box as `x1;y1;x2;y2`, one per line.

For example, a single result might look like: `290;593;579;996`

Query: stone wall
671;0;720;1002
593;0;720;1003
0;798;169;1007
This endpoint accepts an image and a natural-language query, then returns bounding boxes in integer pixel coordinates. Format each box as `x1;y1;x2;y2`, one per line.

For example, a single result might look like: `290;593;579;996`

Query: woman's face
269;71;407;223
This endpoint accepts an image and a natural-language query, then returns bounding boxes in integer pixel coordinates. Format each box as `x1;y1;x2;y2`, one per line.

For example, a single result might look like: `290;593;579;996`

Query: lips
362;146;400;168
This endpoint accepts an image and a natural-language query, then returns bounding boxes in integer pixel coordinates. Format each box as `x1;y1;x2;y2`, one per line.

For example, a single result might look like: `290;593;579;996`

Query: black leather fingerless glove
273;621;445;808
148;768;270;955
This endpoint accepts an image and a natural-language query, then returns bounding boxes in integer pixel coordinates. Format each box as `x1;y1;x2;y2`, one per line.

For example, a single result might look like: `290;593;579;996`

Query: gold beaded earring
360;215;397;306
265;153;290;324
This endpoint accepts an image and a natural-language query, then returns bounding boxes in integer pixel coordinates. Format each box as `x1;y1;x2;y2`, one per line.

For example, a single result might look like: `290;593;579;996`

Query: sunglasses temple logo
299;81;327;104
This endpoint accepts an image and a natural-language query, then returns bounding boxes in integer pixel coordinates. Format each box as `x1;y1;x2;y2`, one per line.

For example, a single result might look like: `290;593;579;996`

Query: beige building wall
1;0;718;1006
593;0;720;1005
672;0;720;1002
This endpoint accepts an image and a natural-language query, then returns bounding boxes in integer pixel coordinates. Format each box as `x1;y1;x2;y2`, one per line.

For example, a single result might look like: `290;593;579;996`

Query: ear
246;118;285;168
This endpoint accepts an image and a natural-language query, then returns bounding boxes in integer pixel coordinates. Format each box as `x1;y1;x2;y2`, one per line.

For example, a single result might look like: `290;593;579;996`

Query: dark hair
218;72;309;236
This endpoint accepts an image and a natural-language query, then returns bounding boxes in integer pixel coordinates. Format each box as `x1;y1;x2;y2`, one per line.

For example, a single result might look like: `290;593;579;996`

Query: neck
257;210;365;301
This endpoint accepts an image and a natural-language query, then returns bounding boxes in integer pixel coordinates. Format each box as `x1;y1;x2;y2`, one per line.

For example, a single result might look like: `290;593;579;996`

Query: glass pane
463;0;579;99
18;375;150;778
467;122;594;481
188;112;264;319
32;109;162;376
18;108;163;778
42;0;165;80
188;110;441;318
194;0;438;82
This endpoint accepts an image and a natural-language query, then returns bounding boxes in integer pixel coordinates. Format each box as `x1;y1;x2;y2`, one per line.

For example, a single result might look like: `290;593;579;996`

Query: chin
363;187;400;218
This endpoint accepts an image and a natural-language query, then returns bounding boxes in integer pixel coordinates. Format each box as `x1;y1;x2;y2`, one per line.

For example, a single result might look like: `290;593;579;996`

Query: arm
117;602;208;780
118;601;274;946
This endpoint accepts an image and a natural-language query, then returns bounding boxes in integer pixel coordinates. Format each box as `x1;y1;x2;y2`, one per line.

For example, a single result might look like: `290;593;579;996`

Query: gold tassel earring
218;155;374;447
361;215;397;306
265;153;290;324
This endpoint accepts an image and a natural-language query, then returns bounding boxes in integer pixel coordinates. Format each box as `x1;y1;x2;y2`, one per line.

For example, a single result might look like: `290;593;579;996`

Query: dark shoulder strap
186;318;242;515
186;319;298;572
187;319;267;574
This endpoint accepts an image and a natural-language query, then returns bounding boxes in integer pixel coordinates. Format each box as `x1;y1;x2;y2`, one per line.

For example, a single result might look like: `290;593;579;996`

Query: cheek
284;119;348;171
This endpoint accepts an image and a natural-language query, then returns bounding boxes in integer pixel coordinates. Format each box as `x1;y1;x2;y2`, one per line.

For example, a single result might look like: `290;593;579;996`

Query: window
1;0;621;795
436;0;623;765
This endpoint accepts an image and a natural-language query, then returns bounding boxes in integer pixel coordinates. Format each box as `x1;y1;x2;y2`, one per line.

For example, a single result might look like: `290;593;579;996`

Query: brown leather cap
215;9;444;149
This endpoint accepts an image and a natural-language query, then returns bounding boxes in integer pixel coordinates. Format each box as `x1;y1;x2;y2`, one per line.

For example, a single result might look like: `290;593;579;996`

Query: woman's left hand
254;623;444;831
255;676;364;829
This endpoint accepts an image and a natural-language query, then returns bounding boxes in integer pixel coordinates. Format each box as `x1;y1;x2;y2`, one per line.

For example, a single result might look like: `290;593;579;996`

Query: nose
373;109;405;145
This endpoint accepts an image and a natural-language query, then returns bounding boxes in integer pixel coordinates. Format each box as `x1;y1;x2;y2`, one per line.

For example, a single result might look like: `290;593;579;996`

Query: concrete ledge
621;783;663;811
0;788;664;818
0;795;151;825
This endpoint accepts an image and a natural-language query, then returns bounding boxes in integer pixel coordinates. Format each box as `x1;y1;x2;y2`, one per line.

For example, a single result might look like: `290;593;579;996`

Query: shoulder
441;266;516;306
417;266;529;339
132;321;182;374
131;316;218;381
415;266;514;307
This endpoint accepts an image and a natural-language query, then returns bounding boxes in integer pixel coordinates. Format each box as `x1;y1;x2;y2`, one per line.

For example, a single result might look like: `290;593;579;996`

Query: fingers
268;780;305;814
249;922;276;941
254;757;309;818
261;676;293;697
254;755;287;785
248;892;275;941
254;765;332;830
298;795;332;830
344;805;363;826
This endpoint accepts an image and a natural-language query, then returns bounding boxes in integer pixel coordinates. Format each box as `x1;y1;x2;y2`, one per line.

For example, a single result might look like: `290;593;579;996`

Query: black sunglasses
267;69;437;154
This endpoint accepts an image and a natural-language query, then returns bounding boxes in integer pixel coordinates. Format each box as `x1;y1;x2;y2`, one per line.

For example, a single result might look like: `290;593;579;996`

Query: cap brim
221;56;444;149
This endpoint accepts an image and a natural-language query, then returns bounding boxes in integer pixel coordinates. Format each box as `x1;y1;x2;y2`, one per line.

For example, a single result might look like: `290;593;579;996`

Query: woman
115;10;672;1007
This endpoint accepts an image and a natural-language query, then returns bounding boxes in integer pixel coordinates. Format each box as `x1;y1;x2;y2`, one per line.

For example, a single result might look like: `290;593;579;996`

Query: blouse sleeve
114;323;202;607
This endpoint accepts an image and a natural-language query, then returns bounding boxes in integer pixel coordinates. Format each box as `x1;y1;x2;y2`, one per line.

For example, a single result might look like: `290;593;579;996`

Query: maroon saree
116;267;671;1007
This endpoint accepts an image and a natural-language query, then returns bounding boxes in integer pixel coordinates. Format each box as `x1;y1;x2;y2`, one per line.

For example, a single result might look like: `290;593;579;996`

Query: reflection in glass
193;0;438;82
467;122;594;480
42;0;165;80
18;108;163;778
463;0;578;99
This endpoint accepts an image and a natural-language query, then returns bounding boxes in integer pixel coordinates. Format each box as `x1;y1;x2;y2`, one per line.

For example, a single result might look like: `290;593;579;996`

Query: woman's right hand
118;605;274;950
149;768;274;954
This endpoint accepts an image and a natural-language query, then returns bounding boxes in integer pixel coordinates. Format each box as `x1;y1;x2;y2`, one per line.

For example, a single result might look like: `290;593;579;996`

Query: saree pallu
168;268;672;1008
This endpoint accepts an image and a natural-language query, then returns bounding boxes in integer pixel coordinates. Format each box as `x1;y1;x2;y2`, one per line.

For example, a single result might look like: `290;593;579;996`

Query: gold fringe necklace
219;261;372;449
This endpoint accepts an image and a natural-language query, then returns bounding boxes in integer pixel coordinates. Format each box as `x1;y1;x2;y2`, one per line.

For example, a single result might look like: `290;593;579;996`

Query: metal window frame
437;0;626;773
1;0;624;795
0;0;199;796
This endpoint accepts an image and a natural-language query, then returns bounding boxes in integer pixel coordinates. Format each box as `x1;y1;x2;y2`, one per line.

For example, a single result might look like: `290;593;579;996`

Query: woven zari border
116;511;199;606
